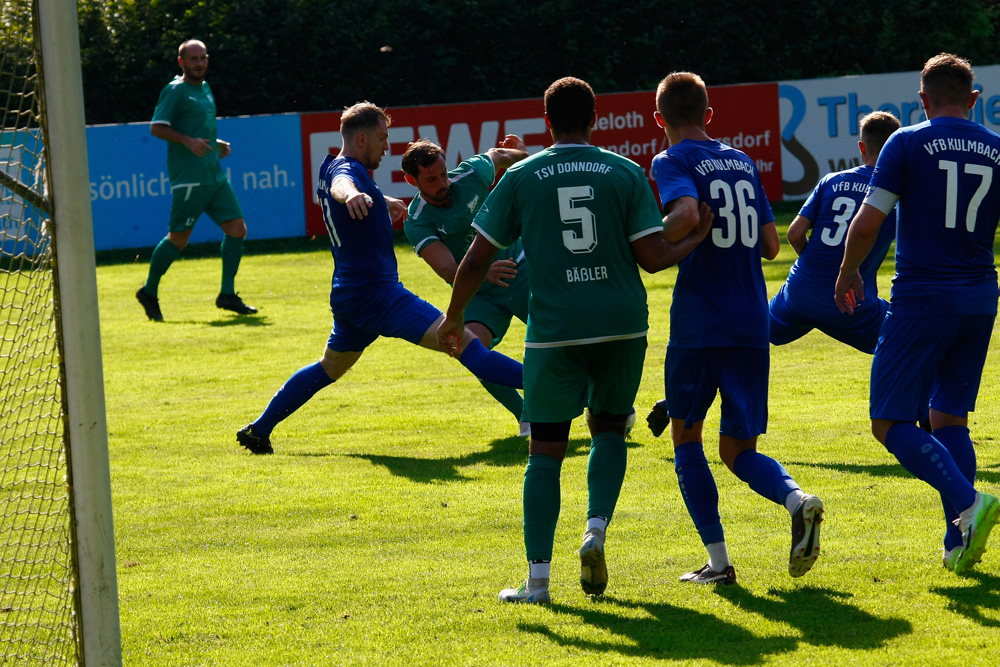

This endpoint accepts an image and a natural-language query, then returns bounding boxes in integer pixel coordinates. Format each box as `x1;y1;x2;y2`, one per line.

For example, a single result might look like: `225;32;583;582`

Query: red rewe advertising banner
299;82;780;235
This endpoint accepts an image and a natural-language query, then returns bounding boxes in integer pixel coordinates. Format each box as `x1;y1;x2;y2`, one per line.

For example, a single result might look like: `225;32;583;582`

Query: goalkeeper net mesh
0;0;79;664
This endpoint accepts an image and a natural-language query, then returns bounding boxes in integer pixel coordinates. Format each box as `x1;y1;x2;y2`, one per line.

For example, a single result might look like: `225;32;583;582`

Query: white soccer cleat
498;578;550;604
579;527;608;596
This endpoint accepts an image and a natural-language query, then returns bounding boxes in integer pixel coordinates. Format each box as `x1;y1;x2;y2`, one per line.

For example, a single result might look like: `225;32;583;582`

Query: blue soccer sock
251;362;334;437
587;432;627;522
523;454;562;562
674;441;724;545
732;449;800;507
884;422;976;514
933;425;978;551
458;338;523;388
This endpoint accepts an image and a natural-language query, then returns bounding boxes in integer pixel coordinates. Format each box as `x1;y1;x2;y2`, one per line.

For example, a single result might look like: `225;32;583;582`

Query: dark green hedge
77;0;1000;125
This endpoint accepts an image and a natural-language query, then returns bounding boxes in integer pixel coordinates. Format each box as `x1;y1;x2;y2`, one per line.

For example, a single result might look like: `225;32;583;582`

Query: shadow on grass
790;460;1000;486
205;314;271;328
715;584;911;649
518;595;796;664
519;585;910;663
345;436;642;484
931;570;1000;627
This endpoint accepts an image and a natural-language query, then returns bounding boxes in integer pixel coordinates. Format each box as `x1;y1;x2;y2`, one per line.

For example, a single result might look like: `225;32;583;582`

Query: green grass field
97;211;1000;666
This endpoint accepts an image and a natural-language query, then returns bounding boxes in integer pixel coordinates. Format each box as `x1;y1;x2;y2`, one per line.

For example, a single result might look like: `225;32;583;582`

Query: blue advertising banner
87;113;305;251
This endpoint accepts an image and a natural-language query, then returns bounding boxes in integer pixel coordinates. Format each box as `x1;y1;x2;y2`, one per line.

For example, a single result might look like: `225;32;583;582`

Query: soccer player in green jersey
439;77;713;603
136;39;257;321
402;136;530;434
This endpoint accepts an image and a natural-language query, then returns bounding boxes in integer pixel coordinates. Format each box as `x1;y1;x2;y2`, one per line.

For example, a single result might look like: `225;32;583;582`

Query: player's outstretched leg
237;361;334;454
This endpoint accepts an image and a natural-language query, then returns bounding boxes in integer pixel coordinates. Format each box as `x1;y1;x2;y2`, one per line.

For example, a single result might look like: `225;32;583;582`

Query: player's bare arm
421;239;516;288
835;202;888;314
330;175;372;220
761;221;780;260
439;234;498;355
633;200;714;273
786;214;813;255
662;195;700;242
150;123;211;157
487;134;529;172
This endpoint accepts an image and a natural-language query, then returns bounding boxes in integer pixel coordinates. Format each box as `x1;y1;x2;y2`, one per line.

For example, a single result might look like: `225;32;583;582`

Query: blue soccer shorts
870;311;995;421
327;282;441;353
665;346;769;439
768;284;889;354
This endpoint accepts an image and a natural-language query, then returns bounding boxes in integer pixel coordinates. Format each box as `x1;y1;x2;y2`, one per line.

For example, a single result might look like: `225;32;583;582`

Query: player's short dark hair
921;53;975;108
401;140;445;178
340;101;390;142
859;111;901;156
544;77;595;135
655;72;709;128
178;40;206;59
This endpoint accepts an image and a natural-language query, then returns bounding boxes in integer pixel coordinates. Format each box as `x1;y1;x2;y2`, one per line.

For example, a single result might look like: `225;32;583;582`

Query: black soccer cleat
216;292;258;315
679;563;736;585
237;424;273;454
136;287;163;321
646;399;670;437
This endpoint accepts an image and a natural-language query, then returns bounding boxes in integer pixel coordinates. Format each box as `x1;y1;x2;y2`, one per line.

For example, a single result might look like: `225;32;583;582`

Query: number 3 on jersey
558;185;597;254
710;178;758;248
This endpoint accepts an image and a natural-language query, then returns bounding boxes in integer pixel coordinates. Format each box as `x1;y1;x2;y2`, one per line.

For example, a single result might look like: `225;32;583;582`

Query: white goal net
1;1;120;664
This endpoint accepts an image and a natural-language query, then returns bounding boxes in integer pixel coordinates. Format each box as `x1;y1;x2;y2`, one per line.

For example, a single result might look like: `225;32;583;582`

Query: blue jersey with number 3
652;139;774;349
785;164;896;317
316;154;399;309
870;116;1000;315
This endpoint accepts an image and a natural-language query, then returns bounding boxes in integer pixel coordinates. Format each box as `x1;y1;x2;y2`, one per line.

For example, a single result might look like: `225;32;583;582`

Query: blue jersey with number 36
652;139;774;349
870;116;1000;315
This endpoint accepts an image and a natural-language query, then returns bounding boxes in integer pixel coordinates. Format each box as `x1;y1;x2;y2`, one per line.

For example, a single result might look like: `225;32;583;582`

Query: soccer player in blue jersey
836;54;1000;575
236;102;523;454
769;111;900;353
136;39;257;321
402;137;530;434
438;77;712;603
650;71;824;584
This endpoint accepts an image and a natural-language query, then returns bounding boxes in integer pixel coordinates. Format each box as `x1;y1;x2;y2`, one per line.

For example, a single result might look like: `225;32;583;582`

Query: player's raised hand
500;134;527;152
486;259;517;287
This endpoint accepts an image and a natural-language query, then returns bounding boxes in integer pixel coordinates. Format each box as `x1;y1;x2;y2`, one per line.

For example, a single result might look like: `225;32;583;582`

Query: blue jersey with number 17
652;139;774;349
316;154;399;309
870;116;1000;315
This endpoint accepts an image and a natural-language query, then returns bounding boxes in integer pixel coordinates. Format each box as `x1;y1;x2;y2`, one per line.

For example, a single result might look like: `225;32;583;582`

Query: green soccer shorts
522;335;646;423
168;178;244;232
465;272;530;347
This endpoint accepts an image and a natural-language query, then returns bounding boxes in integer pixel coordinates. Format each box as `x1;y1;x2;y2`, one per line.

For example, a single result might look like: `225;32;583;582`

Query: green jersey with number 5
473;144;663;347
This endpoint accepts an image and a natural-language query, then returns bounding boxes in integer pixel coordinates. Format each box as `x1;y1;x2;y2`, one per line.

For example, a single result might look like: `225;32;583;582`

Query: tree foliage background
77;0;1000;125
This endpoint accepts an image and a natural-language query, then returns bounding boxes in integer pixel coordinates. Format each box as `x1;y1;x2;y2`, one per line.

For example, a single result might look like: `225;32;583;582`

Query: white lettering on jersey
565;265;609;283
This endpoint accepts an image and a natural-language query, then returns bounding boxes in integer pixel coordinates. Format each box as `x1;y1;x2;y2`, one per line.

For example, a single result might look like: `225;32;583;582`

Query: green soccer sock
523;454;562;562
144;237;182;297
587;431;628;521
220;234;244;295
478;379;524;421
